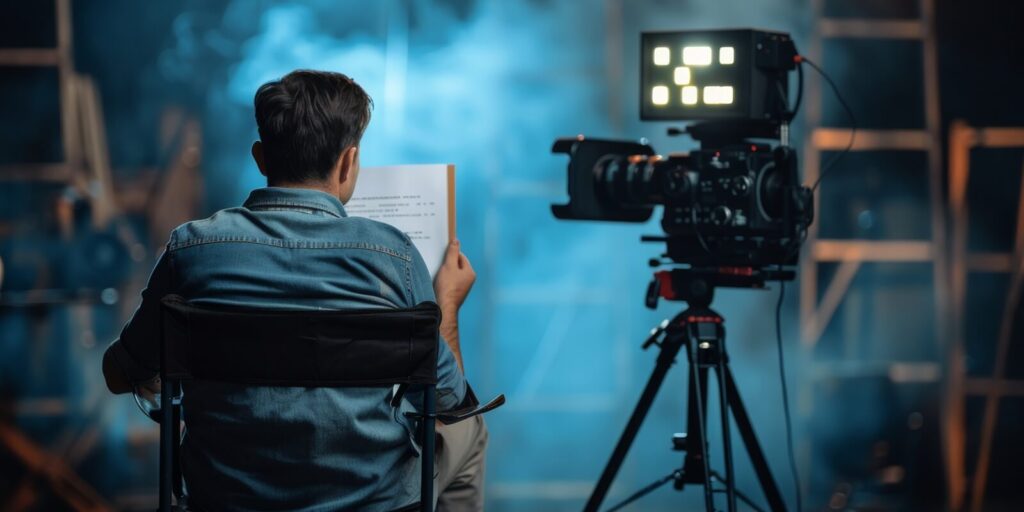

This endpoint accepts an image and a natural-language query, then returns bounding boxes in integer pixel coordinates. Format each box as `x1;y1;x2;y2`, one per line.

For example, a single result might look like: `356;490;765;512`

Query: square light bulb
651;85;670;105
703;86;734;105
681;86;698;105
719;46;735;65
653;47;671;66
673;66;691;85
682;46;712;66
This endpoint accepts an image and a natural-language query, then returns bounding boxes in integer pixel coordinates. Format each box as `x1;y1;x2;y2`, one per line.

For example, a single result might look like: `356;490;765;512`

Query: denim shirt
106;187;468;511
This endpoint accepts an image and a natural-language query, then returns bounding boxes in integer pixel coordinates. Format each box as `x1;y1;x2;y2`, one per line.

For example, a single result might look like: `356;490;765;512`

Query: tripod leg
583;335;685;512
724;365;788;512
680;363;709;485
681;344;716;512
715;351;738;512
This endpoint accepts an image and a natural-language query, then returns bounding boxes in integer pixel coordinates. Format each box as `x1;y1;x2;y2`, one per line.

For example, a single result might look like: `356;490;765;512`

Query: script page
346;164;455;277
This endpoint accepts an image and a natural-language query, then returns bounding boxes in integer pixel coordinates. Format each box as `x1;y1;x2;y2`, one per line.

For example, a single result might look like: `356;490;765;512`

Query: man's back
104;70;485;511
136;187;466;511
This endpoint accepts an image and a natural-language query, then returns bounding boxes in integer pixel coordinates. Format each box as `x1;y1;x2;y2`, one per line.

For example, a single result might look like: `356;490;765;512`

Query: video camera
552;29;812;271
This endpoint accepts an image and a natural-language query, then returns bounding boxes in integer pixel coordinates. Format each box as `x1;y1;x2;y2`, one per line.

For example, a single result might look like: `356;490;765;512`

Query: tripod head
645;266;795;309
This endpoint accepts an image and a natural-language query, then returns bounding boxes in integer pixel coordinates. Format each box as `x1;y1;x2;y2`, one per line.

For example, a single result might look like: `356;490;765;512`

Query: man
102;70;487;511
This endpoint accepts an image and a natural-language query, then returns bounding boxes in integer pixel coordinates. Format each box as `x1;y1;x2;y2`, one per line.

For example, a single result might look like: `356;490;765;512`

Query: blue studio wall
182;2;810;510
1;1;817;510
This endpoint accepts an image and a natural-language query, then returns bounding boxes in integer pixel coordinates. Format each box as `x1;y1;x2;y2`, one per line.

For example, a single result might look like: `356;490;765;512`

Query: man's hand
433;239;475;371
434;239;476;310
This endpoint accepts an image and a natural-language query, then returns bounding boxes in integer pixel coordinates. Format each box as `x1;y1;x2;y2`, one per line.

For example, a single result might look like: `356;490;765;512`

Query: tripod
583;268;789;512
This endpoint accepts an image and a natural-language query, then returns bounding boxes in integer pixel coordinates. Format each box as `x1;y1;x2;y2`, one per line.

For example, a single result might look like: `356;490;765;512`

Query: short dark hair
254;70;373;183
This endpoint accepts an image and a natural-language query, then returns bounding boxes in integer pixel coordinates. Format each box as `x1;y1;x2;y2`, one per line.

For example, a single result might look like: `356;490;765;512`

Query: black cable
789;61;804;122
775;280;802;512
604;471;678;512
710;471;768;512
777;62;804;123
799;56;856;192
691;184;713;255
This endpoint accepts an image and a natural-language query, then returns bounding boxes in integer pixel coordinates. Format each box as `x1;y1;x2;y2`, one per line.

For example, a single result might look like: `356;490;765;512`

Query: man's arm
432;239;476;372
102;251;173;394
409;239;476;410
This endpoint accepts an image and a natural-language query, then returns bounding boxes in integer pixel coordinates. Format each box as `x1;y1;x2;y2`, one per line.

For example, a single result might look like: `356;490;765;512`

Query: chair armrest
437;394;505;425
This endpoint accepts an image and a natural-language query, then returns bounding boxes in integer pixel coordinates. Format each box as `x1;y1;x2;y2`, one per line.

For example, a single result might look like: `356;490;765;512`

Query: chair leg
172;382;184;502
422;386;435;512
159;378;173;512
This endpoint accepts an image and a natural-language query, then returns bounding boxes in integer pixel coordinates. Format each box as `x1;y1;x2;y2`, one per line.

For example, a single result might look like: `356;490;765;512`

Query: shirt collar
243;187;348;218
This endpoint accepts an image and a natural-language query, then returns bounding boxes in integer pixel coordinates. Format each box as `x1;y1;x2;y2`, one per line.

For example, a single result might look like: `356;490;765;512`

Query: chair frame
158;295;451;512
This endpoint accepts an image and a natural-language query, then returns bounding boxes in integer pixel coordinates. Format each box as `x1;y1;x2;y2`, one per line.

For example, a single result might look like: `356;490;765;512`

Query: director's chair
156;294;503;512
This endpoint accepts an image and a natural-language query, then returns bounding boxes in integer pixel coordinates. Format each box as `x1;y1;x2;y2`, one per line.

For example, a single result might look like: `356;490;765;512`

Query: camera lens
595;155;685;208
663;165;690;198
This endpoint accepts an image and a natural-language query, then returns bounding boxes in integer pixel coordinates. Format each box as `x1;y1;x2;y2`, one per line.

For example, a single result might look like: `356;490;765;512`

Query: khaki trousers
433;415;489;511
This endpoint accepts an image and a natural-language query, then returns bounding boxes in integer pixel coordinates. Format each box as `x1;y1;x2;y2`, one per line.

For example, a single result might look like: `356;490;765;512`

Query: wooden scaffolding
944;122;1024;512
799;0;948;506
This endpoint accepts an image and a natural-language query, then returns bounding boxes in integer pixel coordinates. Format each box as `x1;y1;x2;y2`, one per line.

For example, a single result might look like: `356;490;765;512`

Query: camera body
550;28;811;273
552;135;811;267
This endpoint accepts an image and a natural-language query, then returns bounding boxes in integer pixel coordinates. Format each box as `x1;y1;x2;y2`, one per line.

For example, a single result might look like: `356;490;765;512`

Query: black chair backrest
160;294;442;387
158;294;443;512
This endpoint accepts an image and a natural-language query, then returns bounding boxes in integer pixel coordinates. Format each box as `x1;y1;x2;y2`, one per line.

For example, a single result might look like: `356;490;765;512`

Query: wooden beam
965;378;1024;396
973;127;1024;148
1015;159;1024;259
948;122;1024;512
970;256;1024;512
0;48;60;66
11;398;67;416
803;259;861;347
147;111;204;248
799;0;825;501
807;360;940;381
0;164;74;182
812;128;930;151
812;239;933;262
966;252;1013;273
819;19;925;39
76;75;118;227
0;424;114;511
945;120;972;512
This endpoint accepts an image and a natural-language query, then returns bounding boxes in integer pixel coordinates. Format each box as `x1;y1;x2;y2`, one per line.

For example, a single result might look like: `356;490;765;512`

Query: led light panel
641;29;797;121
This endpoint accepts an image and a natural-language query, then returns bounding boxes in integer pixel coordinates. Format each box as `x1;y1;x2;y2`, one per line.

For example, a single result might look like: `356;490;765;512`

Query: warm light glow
682;46;712;66
651;85;670;105
719;46;735;65
653;47;671;66
673;66;691;85
703;86;734;105
681;86;698;105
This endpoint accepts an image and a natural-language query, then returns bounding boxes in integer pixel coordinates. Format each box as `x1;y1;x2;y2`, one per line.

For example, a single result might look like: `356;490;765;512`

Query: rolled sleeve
435;333;469;410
